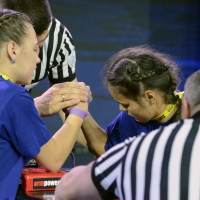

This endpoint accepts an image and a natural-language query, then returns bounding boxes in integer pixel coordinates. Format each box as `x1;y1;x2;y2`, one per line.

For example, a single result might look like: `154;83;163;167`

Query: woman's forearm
81;114;108;157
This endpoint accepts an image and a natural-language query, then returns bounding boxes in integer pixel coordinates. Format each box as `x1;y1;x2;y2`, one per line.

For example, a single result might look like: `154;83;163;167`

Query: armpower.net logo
33;178;60;189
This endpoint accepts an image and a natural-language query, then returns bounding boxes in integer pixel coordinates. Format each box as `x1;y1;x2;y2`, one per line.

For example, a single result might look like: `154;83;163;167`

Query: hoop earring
12;59;17;63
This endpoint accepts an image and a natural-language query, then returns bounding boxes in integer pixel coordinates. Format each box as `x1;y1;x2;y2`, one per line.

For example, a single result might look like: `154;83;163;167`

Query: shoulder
43;17;75;55
106;111;137;134
0;81;33;110
111;111;136;124
0;80;28;99
108;111;160;132
49;17;73;39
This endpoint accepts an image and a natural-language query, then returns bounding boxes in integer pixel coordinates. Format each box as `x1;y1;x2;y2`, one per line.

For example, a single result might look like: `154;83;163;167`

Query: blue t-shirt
105;111;172;150
0;77;51;199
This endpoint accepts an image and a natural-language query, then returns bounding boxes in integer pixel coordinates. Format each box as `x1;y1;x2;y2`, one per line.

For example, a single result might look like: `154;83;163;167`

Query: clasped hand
34;82;92;117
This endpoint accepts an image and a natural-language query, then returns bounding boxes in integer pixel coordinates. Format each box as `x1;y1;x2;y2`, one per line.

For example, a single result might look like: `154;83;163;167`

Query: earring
12;59;17;63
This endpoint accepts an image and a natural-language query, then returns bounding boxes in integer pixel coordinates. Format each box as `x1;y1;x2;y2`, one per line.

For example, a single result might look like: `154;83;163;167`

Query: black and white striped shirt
92;111;200;200
25;17;76;91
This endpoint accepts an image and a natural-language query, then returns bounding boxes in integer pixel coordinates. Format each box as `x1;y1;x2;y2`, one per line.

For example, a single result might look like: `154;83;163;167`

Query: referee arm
53;162;101;200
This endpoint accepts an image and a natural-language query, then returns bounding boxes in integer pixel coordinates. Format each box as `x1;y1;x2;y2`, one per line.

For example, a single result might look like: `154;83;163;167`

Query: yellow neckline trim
0;72;13;82
152;91;184;122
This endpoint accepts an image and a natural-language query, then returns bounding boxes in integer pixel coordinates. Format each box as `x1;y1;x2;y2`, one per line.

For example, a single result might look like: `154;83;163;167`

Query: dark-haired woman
81;46;184;157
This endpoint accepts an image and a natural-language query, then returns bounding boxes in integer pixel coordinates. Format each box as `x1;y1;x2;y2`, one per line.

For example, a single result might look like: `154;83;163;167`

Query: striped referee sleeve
92;137;135;199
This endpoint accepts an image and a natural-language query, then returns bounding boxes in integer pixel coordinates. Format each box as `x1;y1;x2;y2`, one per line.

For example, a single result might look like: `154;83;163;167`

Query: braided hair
102;46;182;122
0;9;32;47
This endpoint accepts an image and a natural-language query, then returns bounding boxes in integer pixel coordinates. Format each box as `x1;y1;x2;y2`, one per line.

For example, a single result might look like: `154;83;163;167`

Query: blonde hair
0;10;32;48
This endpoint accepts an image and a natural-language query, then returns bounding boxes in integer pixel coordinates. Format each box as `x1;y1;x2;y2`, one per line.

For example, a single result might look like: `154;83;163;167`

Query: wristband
69;108;89;119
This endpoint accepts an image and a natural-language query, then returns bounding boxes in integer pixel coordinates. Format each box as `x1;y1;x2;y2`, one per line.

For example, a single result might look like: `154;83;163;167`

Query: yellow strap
0;72;13;82
152;91;184;122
